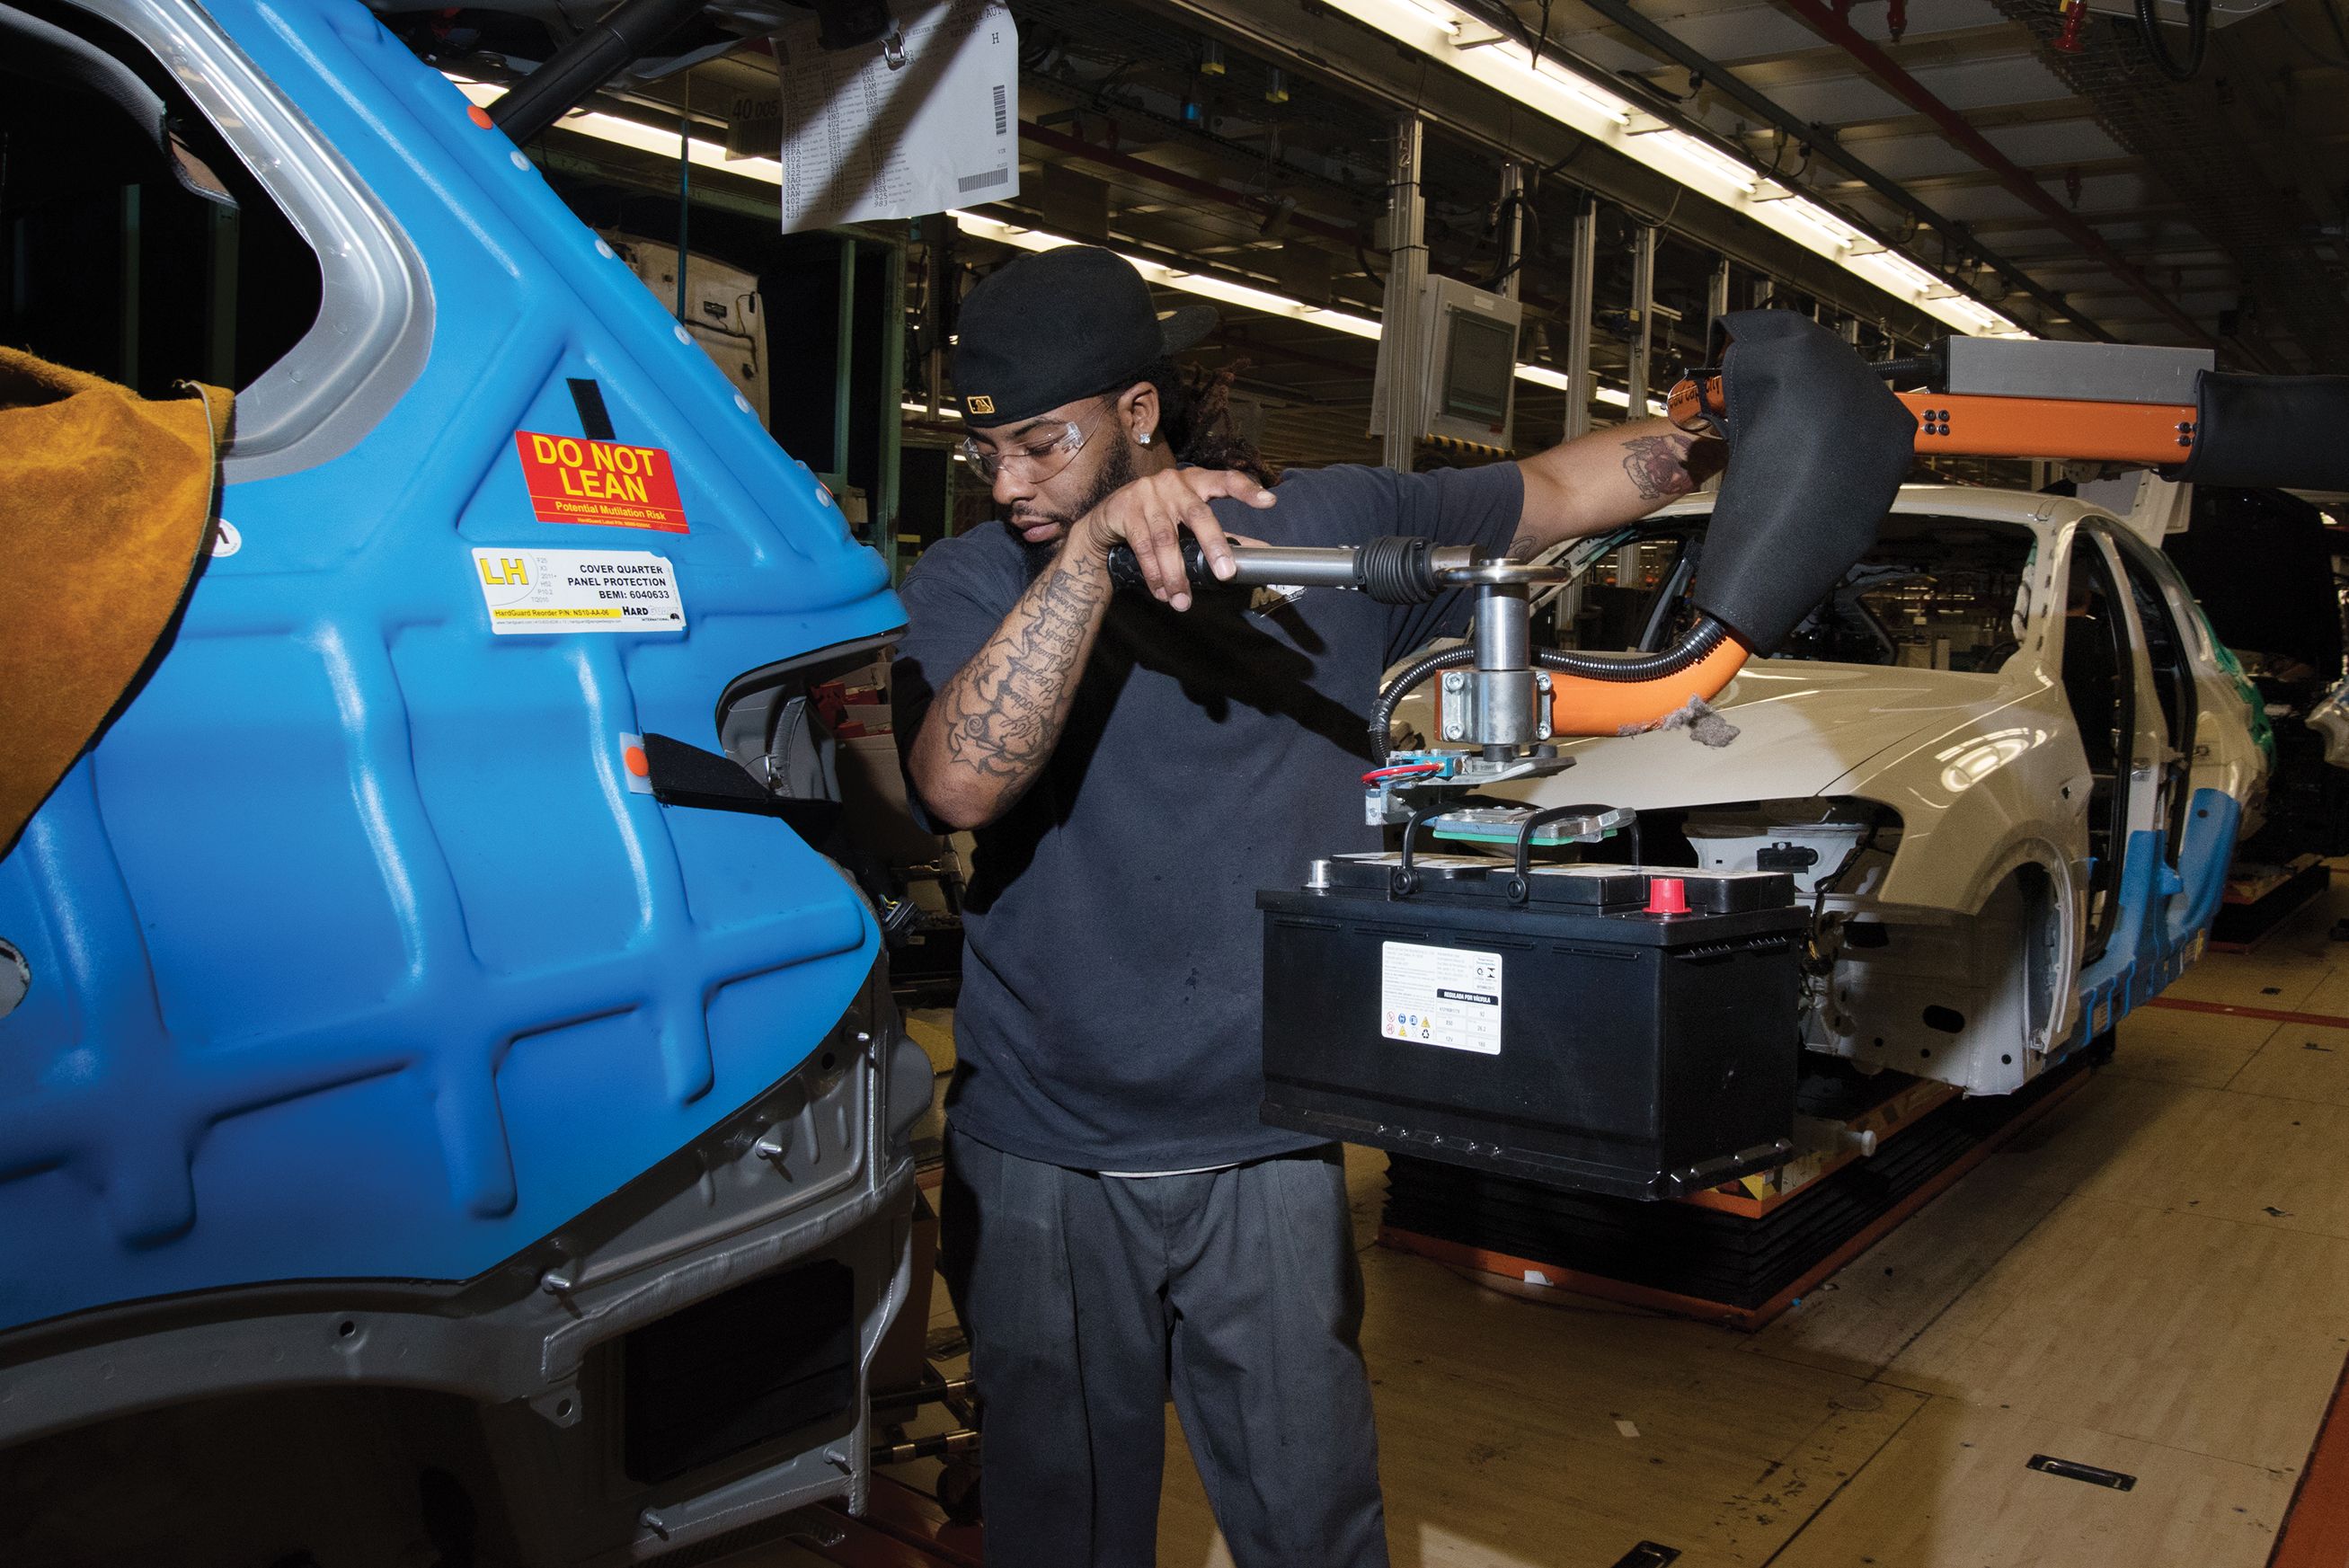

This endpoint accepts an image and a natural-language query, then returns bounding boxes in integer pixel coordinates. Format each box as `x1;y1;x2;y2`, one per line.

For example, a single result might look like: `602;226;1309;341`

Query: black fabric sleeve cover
1688;310;1918;654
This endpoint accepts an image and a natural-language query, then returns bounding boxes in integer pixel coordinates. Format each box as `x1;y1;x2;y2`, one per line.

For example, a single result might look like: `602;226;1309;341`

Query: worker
892;244;1723;1567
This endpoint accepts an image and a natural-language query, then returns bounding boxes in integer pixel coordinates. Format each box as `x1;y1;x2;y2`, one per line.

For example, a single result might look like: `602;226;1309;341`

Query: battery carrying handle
1505;803;1618;905
1392;793;1514;899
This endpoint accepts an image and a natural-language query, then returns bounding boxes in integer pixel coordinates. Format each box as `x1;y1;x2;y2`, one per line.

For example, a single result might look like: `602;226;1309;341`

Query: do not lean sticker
514;430;689;533
473;548;686;635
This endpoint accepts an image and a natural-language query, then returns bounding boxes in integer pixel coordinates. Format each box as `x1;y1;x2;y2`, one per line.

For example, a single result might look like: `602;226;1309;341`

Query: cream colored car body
1449;485;2267;1097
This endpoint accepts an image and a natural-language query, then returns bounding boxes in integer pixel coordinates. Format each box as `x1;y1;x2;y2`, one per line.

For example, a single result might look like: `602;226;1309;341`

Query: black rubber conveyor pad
2173;373;2349;491
1689;311;1917;654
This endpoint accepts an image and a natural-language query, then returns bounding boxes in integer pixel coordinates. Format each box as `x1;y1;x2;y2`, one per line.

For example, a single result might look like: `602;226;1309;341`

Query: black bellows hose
2170;371;2349;491
1689;311;1915;654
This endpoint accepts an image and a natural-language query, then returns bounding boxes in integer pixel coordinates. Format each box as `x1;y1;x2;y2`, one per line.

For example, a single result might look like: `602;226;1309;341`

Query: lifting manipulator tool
1668;333;2349;492
1109;311;1919;823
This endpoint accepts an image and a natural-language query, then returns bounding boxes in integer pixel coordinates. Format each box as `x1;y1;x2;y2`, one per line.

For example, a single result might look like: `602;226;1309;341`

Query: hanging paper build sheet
776;1;1020;235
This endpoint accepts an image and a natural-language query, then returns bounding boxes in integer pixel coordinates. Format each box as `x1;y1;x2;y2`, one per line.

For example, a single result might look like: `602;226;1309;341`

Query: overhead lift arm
1667;336;2349;492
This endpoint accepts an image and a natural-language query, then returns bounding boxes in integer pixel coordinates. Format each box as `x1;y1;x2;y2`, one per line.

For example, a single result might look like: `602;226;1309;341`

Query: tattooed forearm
921;548;1112;819
1619;432;1702;501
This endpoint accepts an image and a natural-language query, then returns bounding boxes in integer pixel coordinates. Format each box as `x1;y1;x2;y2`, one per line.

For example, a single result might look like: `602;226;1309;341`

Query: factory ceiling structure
424;0;2349;462
992;0;2347;455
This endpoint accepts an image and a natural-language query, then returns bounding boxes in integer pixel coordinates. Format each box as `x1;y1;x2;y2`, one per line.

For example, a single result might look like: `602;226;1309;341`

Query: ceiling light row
1325;0;2030;340
452;79;1669;411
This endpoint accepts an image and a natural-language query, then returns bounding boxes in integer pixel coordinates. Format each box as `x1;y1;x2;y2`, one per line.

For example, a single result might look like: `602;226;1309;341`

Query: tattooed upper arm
1619;432;1701;502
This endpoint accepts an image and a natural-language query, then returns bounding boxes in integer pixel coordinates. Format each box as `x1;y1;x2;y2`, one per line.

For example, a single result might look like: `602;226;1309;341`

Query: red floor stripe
2271;1350;2349;1568
2145;997;2349;1032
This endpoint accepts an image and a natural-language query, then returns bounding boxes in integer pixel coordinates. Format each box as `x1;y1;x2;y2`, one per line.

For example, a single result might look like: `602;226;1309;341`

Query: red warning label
514;430;688;533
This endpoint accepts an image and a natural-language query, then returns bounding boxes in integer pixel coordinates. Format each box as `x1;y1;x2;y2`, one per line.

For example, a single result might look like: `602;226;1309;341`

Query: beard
1015;432;1139;575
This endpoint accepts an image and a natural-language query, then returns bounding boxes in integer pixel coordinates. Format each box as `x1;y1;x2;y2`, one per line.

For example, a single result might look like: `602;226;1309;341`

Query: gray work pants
939;1126;1390;1568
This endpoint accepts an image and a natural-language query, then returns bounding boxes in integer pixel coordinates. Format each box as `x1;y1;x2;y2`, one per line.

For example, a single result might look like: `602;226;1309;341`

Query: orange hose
1432;636;1751;740
1544;634;1751;738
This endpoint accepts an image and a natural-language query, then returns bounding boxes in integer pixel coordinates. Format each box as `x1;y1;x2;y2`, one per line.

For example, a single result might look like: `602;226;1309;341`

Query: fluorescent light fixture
1653;129;1756;195
948;214;1620;403
448;80;780;182
947;209;1385;341
1314;0;2031;339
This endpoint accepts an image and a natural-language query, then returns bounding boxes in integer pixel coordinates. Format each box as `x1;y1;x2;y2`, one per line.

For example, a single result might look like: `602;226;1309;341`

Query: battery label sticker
473;548;686;635
1380;942;1503;1055
514;430;689;533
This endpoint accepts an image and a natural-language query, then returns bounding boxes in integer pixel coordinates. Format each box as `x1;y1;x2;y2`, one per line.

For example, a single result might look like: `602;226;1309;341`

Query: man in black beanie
892;244;1720;1566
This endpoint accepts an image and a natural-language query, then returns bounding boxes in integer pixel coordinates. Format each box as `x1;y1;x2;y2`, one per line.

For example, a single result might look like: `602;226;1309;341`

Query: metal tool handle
1103;536;1485;604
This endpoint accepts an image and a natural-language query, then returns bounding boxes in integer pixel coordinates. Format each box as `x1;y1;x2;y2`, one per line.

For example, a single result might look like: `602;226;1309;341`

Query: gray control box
1943;338;2212;405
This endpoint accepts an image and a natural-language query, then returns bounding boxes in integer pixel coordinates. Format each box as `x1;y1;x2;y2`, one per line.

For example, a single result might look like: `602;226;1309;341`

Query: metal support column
1705;261;1730;344
831;236;857;486
924;216;949;417
674;70;691;323
877;237;907;582
1564;198;1596;443
1627;222;1657;419
1496;161;1524;303
1379;116;1427;473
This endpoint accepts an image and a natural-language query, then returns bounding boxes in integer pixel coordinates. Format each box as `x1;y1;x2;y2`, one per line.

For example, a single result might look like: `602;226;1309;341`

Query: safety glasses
962;403;1112;484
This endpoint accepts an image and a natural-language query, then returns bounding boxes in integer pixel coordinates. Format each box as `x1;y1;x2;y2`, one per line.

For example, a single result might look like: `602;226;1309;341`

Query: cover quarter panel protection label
1381;942;1503;1055
474;549;685;635
515;430;689;532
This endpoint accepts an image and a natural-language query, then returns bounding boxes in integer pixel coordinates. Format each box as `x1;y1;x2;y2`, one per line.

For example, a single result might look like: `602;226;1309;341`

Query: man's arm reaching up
1507;418;1726;560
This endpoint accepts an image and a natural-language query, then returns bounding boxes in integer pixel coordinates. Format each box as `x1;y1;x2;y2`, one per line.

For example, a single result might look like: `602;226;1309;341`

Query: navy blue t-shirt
891;461;1524;1172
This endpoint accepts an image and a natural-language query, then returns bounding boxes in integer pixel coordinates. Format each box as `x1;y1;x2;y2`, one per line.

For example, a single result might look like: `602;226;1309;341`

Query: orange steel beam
1665;374;2199;467
1900;390;2197;465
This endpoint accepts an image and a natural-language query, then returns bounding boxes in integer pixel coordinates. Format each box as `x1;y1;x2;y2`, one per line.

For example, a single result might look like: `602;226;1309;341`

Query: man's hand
1073;468;1276;612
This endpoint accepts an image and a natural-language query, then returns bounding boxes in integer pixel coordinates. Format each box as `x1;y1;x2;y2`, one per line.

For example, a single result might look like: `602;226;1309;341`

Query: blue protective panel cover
2064;787;2241;1051
0;0;902;1331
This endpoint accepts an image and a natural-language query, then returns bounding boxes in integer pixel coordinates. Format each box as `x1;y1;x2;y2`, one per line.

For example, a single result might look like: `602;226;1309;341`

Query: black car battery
1256;854;1805;1199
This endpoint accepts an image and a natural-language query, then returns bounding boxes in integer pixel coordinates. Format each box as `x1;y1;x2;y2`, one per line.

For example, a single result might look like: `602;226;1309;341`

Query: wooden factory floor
777;877;2349;1568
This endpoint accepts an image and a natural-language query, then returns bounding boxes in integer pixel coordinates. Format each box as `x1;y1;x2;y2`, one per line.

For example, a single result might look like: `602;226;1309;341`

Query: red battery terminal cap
1645;876;1689;916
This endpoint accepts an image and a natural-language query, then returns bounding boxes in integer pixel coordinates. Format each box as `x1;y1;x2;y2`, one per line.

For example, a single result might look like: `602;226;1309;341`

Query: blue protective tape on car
2061;786;2240;1054
0;0;902;1332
